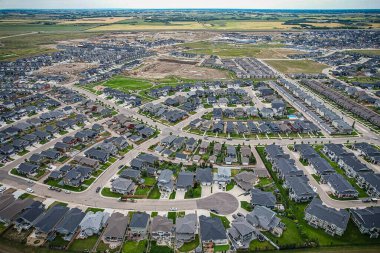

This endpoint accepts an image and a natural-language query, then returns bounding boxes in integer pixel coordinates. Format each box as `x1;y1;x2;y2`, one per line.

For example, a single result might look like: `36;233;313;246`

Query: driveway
201;185;212;197
175;190;186;200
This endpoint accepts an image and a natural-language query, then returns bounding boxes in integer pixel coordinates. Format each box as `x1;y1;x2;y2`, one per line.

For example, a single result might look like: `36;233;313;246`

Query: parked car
26;188;34;193
169;207;178;211
210;208;219;214
64;190;71;194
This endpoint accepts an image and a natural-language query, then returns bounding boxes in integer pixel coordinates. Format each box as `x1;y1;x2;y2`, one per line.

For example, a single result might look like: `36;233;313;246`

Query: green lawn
210;213;230;229
101;187;123;198
18;193;36;200
214;244;230;252
184;184;202;199
241;201;253;212
151;211;158;218
143;177;157;186
147;185;161;199
226;180;235;191
150;241;173;253
178;235;199;252
17;150;29;156
169;191;176;199
69;236;98;252
85;207;104;213
123;240;147;253
102;76;153;92
83;177;96;186
168;212;177;224
249;240;276;251
134;186;151;196
256;146;380;249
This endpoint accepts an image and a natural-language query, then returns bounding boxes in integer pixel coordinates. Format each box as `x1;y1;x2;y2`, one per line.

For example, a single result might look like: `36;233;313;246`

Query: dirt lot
128;58;230;80
34;62;98;81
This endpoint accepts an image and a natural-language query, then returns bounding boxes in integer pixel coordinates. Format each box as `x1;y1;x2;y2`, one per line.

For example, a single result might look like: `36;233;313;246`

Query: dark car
96;187;101;193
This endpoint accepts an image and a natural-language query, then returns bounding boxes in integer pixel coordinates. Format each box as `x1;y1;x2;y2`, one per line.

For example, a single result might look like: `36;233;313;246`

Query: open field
88;20;299;31
0;32;100;61
264;59;328;74
60;17;130;24
182;41;302;58
348;49;380;56
129;59;230;80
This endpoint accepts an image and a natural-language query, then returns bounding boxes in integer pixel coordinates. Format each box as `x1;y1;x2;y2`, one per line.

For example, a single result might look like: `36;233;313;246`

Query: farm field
182;41;302;58
264;59;328;74
88;20;299;31
0;31;100;61
348;49;380;56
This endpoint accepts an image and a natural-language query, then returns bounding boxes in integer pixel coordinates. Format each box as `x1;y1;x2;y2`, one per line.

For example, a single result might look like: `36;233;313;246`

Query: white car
0;186;6;192
64;190;71;194
169;207;178;211
26;188;34;193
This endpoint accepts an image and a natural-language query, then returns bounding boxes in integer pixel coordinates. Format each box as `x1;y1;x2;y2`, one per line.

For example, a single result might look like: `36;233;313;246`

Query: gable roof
103;212;129;239
306;198;349;230
34;205;69;234
196;168;213;183
199;215;227;242
130;212;149;228
250;188;276;207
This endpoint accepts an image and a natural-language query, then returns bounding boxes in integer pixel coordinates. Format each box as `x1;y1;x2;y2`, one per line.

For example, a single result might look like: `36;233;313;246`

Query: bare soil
128;58;230;80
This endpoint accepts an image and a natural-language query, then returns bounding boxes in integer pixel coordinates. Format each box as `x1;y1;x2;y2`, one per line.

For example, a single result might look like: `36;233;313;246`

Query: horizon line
1;8;380;11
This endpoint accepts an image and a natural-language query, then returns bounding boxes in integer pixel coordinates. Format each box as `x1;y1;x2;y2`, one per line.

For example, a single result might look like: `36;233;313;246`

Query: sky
0;0;379;10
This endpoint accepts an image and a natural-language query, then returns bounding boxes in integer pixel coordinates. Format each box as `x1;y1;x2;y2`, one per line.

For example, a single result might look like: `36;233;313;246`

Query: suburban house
157;169;174;193
250;188;276;209
246;206;284;237
84;148;109;163
34;204;69;240
351;207;380;238
228;218;257;249
284;175;316;203
151;215;175;244
128;212;150;240
102;212;129;244
0;198;35;225
234;171;258;191
111;178;135;195
320;173;359;199
196;168;213;186
199;215;228;252
14;201;45;231
176;172;194;191
176;213;197;243
56;208;86;241
305;198;350;236
213;167;231;185
356;172;380;198
338;156;372;178
79;211;109;238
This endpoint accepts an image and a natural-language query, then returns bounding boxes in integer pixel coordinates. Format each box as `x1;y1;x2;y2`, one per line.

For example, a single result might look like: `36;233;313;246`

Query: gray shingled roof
306;198;349;230
199;215;227;241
